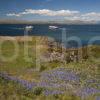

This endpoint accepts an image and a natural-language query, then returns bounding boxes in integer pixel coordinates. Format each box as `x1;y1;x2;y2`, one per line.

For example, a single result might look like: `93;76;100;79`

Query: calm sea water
0;24;100;47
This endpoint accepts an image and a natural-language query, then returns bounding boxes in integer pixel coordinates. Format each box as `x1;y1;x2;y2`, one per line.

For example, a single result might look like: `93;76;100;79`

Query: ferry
49;25;58;30
25;26;33;29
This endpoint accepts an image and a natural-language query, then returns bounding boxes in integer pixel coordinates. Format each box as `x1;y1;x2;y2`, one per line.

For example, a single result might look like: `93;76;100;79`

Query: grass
0;36;100;100
0;38;36;75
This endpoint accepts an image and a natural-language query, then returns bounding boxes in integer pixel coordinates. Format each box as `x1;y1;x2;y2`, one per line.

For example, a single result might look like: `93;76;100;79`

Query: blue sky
0;0;100;21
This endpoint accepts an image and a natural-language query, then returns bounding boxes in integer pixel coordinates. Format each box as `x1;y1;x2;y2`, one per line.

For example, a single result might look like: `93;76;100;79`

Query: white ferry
49;26;58;30
25;26;33;29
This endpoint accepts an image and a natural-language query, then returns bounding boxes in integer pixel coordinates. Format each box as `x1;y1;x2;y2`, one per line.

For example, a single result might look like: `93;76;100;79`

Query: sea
0;24;100;47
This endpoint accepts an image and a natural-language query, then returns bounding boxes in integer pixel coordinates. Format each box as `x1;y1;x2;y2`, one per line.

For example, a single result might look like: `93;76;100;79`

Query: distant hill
0;19;98;24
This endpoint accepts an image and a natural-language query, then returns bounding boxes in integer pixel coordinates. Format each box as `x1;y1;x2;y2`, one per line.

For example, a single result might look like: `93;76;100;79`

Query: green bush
33;87;45;96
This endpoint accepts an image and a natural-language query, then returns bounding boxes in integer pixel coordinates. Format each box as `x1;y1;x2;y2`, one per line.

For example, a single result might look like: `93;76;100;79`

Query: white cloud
7;13;21;17
65;12;100;22
7;9;79;17
82;12;100;17
6;9;100;22
81;12;100;21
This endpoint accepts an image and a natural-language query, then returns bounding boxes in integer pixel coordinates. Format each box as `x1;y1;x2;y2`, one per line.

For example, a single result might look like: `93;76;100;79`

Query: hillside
0;36;100;100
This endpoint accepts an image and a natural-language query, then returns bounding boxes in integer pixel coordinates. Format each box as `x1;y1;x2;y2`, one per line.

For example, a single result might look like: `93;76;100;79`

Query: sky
0;0;100;21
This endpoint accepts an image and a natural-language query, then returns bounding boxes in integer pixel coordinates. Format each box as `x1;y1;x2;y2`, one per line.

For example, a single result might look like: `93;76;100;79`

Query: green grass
0;40;36;75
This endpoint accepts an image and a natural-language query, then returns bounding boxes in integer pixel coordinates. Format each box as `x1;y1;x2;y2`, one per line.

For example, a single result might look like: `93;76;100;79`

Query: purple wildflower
77;87;100;98
0;72;37;90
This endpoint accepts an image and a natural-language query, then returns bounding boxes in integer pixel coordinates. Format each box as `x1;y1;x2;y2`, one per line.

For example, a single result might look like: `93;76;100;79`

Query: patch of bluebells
86;79;100;88
0;67;99;99
41;68;80;83
39;68;100;98
77;87;100;99
96;96;100;100
0;72;37;90
39;68;80;95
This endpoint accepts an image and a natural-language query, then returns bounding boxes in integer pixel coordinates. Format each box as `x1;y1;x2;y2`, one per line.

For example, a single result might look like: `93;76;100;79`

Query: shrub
33;87;44;95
